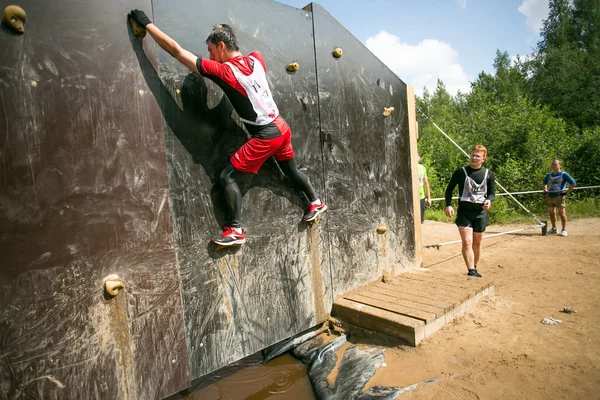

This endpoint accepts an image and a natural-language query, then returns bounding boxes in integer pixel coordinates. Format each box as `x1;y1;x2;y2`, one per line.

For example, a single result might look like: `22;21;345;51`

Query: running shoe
467;269;482;278
548;228;558;234
212;226;246;246
560;230;568;237
303;202;328;222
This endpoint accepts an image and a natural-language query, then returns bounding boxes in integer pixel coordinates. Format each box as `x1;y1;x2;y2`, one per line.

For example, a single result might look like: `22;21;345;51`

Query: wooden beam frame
407;84;423;268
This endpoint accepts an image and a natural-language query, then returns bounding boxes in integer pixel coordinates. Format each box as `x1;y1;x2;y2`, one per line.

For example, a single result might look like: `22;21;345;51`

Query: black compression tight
220;164;247;228
276;158;318;202
219;157;318;228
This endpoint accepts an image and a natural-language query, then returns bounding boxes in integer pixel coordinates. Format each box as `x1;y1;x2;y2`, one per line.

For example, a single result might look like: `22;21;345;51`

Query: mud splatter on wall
0;1;189;398
0;0;415;397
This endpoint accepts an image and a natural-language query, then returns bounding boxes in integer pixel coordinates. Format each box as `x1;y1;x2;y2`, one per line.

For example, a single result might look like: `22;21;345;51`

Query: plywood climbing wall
0;0;417;396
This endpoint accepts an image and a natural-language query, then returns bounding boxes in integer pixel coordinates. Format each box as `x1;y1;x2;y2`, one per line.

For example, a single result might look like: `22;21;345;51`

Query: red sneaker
302;202;328;222
212;226;246;246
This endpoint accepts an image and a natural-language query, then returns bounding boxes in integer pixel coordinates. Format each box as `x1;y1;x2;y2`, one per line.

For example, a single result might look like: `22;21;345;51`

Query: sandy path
365;218;600;399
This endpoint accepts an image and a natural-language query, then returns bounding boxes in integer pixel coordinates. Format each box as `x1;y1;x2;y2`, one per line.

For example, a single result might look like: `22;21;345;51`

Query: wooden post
407;85;423;269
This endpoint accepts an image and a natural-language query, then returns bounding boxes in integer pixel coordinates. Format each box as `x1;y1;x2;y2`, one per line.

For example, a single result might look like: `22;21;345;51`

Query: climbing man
542;159;576;237
128;10;327;246
444;145;496;278
417;153;432;224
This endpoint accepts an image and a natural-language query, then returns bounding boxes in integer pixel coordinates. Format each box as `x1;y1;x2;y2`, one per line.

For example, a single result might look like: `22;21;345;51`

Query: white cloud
365;30;472;96
518;0;550;33
457;0;467;9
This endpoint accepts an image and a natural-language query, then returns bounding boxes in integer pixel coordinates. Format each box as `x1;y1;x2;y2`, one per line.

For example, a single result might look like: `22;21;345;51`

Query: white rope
430;185;600;201
418;109;544;225
423;224;543;249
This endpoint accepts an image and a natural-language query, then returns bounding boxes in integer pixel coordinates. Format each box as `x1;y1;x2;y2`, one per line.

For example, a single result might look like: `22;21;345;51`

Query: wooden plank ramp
332;269;494;346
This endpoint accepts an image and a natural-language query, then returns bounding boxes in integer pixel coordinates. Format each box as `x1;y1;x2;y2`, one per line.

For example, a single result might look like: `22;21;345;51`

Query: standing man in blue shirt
543;159;576;236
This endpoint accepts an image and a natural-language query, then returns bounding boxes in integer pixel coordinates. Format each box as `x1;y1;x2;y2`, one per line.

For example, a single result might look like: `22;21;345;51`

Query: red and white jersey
196;52;286;139
224;55;279;126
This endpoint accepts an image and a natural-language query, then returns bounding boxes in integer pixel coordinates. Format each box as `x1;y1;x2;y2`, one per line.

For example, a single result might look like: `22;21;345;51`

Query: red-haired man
445;145;496;277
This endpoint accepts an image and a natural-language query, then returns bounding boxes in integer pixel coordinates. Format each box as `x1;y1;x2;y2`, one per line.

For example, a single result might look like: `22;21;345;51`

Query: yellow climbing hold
129;17;146;38
383;107;394;118
287;62;300;72
105;280;124;297
103;274;124;297
332;48;343;58
376;223;388;234
3;5;26;34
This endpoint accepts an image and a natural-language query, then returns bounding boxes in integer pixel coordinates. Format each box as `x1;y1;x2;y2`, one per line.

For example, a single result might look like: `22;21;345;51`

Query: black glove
129;9;152;28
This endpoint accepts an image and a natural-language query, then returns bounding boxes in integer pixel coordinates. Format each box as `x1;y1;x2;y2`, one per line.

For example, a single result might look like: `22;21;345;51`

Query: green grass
562;197;600;219
425;208;452;223
425;197;600;225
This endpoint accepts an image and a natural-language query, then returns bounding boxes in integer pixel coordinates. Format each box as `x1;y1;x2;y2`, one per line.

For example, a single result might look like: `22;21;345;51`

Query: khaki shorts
546;195;566;209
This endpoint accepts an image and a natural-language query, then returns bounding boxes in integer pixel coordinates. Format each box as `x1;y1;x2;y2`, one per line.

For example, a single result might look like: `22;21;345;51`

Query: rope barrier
423;224;543;249
430;185;600;201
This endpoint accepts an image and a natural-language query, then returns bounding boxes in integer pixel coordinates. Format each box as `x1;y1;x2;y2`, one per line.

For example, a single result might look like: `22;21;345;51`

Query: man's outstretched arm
129;9;199;74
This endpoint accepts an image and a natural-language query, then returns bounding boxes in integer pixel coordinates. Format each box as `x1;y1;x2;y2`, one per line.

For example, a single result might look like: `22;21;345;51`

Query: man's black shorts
455;209;488;232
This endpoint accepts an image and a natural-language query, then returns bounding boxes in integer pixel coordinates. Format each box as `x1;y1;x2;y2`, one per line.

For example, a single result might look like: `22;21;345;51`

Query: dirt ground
364;218;600;400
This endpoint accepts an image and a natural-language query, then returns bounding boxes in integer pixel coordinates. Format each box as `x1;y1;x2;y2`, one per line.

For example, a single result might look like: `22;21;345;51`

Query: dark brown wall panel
311;3;416;296
0;1;189;398
0;0;416;396
150;0;331;380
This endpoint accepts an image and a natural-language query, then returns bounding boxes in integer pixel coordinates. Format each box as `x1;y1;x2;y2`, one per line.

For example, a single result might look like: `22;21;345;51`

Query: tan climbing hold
332;48;343;58
3;5;26;34
129;17;146;38
105;280;124;297
103;274;124;297
383;107;394;118
287;62;300;72
376;223;388;234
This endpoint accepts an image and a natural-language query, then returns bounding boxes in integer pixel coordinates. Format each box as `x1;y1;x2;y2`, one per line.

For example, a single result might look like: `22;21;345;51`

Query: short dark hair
206;24;239;51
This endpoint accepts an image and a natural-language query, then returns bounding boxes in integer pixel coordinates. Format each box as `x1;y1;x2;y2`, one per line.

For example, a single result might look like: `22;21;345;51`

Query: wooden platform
332;269;494;346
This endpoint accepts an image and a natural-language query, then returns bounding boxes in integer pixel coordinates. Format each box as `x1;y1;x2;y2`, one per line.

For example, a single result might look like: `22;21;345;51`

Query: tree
524;0;600;127
417;54;577;205
416;80;465;198
473;50;527;103
415;0;599;220
565;126;600;186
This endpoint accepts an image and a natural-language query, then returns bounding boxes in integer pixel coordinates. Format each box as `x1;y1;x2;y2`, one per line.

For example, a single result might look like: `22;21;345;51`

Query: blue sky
277;0;550;96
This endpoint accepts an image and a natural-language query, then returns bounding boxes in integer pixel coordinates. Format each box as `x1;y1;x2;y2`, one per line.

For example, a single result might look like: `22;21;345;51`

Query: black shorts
455;209;488;233
420;198;426;224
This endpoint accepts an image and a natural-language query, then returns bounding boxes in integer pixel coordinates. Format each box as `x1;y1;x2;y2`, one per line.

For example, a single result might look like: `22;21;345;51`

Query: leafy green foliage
416;24;599;224
565;126;600;186
523;0;600;128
